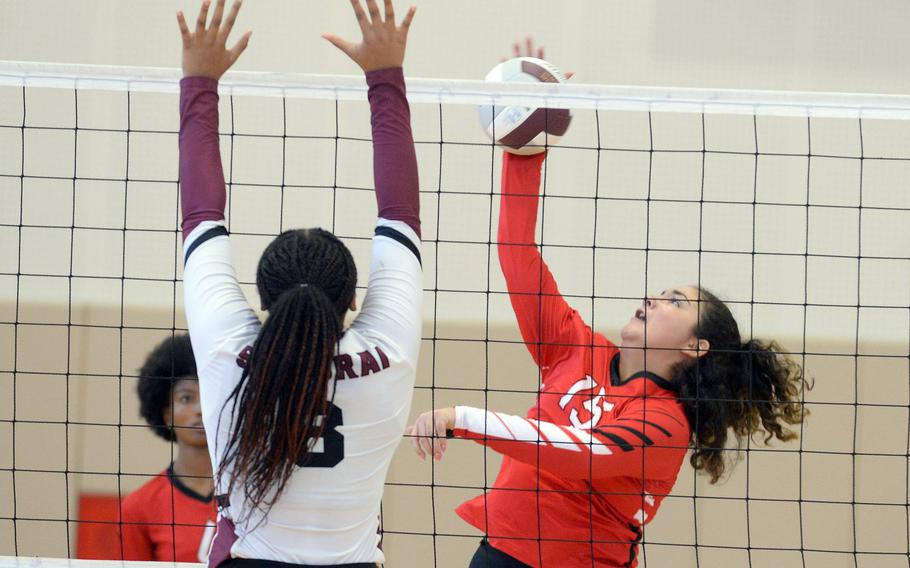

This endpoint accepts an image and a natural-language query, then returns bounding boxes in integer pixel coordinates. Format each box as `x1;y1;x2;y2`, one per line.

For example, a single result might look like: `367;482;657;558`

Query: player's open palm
177;0;251;80
323;0;416;72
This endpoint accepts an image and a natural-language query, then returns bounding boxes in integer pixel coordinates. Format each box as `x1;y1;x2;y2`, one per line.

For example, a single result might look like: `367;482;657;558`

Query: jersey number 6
297;402;345;468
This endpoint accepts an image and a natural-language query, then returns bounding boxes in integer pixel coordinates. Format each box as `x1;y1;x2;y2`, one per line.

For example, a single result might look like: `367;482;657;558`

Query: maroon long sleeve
366;67;421;236
180;69;420;240
179;76;226;240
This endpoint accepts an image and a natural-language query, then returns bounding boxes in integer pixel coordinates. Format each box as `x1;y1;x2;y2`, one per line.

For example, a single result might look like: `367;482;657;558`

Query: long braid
218;228;357;519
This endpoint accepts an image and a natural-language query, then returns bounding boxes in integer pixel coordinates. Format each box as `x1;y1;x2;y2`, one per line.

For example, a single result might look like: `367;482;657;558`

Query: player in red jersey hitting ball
408;39;810;568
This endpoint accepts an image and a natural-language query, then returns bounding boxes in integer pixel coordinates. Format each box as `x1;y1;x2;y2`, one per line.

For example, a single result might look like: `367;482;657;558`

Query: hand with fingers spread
406;407;455;462
323;0;416;72
177;0;251;80
509;36;546;62
502;35;575;80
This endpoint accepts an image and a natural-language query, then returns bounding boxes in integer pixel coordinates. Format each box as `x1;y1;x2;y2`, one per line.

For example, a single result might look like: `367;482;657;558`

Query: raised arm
177;0;250;240
179;73;222;240
177;0;259;377
499;152;588;369
324;0;419;234
323;0;422;360
366;67;420;235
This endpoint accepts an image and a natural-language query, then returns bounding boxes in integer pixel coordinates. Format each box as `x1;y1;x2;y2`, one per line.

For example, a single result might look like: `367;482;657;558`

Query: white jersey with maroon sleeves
182;217;422;565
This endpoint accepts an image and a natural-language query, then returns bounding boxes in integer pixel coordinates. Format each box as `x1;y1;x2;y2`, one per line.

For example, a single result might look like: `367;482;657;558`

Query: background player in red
408;41;810;568
177;0;422;565
119;333;217;562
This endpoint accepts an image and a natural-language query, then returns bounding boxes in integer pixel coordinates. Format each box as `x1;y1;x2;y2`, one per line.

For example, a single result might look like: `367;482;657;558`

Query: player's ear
349;295;357;312
683;338;710;360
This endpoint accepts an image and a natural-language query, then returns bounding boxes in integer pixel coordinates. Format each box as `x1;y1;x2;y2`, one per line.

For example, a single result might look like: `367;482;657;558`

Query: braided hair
219;228;357;516
674;287;811;483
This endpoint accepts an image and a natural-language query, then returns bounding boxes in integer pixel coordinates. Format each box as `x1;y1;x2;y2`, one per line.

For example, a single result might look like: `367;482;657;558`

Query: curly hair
674;287;811;483
218;228;357;520
137;333;197;442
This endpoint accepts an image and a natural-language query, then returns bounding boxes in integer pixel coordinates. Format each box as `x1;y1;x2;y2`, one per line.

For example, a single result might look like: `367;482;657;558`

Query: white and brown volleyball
478;57;572;156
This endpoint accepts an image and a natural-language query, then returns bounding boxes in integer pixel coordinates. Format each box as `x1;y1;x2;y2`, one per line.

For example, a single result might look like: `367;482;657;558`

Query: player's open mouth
635;308;646;322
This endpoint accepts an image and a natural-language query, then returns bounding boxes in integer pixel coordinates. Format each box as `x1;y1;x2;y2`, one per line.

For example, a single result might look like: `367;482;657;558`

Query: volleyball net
0;61;908;568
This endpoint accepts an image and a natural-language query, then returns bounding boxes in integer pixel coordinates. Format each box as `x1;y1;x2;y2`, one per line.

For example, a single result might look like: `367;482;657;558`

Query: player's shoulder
606;361;688;433
344;320;416;364
338;327;381;361
196;327;259;371
121;469;170;518
618;390;690;438
591;331;618;353
564;313;601;346
332;328;413;383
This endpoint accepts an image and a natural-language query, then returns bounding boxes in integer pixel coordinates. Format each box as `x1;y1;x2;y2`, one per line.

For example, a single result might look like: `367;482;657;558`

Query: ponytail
218;228;356;519
676;289;811;483
736;339;807;443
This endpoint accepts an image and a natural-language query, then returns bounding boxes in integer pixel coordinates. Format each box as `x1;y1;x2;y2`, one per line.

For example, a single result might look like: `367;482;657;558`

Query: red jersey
119;464;217;562
453;152;691;568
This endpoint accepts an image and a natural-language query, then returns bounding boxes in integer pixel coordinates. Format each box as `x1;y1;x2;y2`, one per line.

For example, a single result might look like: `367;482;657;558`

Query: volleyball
478;56;573;155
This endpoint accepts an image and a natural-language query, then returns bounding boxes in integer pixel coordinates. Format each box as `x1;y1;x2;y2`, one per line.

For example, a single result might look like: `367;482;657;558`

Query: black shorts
219;560;376;568
468;540;532;568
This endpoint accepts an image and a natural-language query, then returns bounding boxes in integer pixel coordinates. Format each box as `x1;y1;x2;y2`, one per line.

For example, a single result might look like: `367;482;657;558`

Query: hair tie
276;282;309;299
